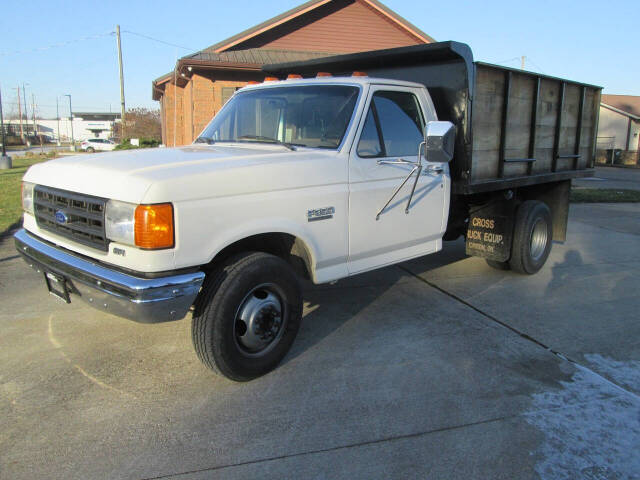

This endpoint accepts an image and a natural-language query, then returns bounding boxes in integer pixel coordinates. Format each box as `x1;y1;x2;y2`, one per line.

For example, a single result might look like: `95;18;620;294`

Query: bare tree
113;108;161;141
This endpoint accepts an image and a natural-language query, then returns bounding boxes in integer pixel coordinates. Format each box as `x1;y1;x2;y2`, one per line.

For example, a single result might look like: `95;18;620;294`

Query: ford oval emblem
55;210;68;224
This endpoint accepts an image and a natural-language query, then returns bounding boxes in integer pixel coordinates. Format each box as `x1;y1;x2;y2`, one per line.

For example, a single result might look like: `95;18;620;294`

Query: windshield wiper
236;135;299;151
194;136;215;144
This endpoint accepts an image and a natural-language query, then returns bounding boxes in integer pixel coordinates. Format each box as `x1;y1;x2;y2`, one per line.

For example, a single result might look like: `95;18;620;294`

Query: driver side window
357;90;424;158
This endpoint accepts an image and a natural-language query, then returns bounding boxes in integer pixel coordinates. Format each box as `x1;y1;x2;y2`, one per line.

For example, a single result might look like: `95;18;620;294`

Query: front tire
509;200;553;274
192;252;303;381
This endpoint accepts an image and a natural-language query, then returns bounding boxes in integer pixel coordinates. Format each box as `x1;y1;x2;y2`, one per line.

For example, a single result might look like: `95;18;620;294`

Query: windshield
198;85;360;149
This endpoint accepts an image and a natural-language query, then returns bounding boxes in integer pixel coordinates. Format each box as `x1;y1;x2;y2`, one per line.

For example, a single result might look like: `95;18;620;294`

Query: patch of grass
570;188;640;203
0;154;53;236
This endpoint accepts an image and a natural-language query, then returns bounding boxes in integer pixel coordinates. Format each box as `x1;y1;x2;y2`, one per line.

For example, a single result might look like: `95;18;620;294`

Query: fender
207;217;319;268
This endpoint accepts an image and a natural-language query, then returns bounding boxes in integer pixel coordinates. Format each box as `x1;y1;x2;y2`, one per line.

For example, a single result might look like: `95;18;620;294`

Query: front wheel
191;252;303;381
509;200;553;274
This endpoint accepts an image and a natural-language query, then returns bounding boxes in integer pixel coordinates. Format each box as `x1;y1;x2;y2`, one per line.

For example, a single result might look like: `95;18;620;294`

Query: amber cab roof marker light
352;71;368;77
264;76;279;82
316;72;332;77
247;80;260;85
286;74;303;80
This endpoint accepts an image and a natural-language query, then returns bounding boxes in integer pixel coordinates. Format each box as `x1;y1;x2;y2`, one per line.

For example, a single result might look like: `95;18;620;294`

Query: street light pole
0;83;12;169
64;94;75;151
56;97;61;146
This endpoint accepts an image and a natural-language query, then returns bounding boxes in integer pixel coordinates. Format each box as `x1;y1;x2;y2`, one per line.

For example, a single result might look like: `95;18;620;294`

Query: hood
23;144;343;204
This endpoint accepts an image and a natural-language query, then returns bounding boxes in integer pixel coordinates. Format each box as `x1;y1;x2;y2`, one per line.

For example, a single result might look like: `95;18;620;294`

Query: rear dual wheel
485;200;553;274
191;252;303;381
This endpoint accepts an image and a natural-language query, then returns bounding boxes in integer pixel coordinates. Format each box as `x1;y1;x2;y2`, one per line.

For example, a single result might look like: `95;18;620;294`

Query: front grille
34;185;108;251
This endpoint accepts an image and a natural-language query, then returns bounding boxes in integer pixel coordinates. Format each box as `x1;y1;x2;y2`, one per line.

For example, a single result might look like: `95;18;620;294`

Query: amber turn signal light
134;203;174;249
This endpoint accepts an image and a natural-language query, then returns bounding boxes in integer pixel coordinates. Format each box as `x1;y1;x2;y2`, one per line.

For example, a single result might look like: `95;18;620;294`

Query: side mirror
423;121;456;163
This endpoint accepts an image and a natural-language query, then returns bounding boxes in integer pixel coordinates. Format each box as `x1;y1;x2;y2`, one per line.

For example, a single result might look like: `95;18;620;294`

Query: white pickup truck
15;42;600;380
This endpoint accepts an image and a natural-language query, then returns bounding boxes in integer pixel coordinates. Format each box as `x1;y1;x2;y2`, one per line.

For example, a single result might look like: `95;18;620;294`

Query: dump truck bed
264;41;601;195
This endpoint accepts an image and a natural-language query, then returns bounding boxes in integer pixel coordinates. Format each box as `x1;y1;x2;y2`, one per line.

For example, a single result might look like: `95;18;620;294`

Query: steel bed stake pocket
44;270;71;303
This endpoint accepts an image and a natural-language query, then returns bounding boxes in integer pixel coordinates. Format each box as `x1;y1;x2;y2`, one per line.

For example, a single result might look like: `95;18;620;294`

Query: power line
487;55;547;74
0;27;194;58
0;31;115;57
492;56;521;66
526;57;546;74
121;29;194;51
3;101;116;110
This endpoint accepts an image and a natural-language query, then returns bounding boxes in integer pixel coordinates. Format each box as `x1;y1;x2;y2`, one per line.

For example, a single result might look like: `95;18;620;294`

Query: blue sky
0;0;637;119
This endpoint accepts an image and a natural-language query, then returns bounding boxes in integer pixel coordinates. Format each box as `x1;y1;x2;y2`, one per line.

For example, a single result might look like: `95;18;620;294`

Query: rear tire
509;200;553;274
191;252;303;381
486;259;510;270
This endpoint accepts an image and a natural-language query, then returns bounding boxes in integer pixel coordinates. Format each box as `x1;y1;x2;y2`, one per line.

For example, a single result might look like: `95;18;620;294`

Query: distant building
152;0;434;146
6;112;121;143
597;95;640;164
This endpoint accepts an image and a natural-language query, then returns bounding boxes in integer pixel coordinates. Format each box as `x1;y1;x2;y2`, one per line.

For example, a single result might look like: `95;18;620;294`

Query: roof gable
601;94;640;118
205;0;433;54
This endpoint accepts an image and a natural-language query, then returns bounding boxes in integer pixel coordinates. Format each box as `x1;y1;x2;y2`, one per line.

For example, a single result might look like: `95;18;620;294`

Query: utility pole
56;97;61;146
64;94;75;151
31;94;37;140
116;25;126;140
32;94;43;153
521;56;526;70
22;83;29;146
14;85;24;142
0;83;12;169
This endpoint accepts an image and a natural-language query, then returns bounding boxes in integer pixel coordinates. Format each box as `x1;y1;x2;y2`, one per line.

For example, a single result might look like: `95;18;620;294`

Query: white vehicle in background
14;42;600;381
81;138;117;152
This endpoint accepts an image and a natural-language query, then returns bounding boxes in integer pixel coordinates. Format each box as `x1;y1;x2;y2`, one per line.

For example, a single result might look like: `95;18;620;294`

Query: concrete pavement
1;203;639;479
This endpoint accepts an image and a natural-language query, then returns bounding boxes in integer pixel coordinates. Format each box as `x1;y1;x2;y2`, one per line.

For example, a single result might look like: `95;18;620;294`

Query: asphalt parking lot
573;165;640;191
1;202;639;480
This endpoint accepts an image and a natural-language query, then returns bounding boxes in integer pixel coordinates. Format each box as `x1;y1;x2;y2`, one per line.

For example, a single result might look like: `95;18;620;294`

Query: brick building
152;0;434;146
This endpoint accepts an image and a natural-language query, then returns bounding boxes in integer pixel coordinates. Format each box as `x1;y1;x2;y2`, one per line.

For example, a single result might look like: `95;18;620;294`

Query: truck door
348;86;449;274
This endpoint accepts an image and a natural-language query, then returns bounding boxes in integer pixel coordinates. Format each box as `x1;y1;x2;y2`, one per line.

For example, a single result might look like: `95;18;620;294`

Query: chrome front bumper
14;229;205;323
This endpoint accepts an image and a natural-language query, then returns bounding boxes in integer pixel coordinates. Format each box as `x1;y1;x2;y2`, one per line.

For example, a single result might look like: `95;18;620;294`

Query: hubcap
530;218;548;261
234;284;285;355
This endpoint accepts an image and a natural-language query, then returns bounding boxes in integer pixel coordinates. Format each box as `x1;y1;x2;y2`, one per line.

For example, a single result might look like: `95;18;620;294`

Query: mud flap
465;202;515;262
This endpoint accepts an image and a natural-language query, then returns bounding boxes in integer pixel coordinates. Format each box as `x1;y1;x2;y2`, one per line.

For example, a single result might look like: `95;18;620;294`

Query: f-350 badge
307;207;335;222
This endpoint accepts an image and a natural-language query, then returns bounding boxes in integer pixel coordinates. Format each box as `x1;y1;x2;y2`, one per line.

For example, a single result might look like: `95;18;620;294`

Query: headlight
105;200;136;246
106;200;174;250
22;182;35;214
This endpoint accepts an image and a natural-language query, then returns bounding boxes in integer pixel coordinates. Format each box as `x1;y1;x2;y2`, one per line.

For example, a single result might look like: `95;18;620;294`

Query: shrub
114;138;160;151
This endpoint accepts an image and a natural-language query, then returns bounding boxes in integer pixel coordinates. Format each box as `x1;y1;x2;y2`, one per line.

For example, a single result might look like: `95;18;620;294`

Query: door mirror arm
374;121;455;221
